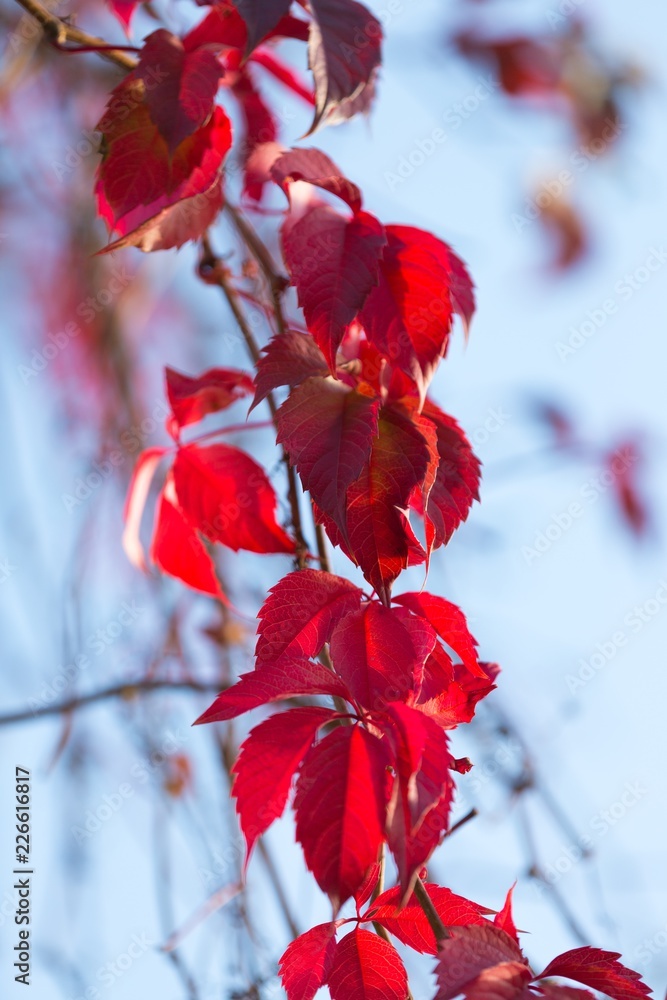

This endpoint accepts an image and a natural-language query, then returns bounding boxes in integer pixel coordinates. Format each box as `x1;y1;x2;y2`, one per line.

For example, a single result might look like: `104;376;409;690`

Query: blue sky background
1;0;666;997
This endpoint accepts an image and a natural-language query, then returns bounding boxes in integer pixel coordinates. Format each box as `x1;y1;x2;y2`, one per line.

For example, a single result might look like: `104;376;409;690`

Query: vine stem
10;0;460;960
199;235;309;567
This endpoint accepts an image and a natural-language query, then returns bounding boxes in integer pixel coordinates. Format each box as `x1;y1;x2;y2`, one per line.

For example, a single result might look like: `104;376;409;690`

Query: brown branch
0;679;223;727
223;202;289;336
413;878;450;943
11;0;137;70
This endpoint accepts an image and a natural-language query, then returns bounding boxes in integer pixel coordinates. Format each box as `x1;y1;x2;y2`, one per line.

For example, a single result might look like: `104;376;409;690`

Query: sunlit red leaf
328;602;435;710
365;883;490;955
194;658;352;724
232;706;334;863
172;443;295;554
494;885;519;945
416;650;499;729
294;724;390;909
122;446;168;571
282;204;386;370
255;568;362;667
165;366;254;435
279;922;338;1000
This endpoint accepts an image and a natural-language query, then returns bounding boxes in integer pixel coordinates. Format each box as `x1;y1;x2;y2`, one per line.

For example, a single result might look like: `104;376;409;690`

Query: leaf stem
413;878;450;943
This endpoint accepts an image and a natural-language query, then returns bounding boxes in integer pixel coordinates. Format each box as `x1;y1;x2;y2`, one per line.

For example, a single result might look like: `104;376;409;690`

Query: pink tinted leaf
327;927;409;1000
194;658;352;724
232;706;333;863
271;147;362;213
122;447;168;570
393;592;483;676
255;568;362;668
435;925;529;1000
150;476;227;601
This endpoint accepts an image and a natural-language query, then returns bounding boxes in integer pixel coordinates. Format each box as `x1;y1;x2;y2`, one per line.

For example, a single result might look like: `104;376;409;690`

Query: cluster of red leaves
122;365;295;603
96;0;381;248
109;6;652;999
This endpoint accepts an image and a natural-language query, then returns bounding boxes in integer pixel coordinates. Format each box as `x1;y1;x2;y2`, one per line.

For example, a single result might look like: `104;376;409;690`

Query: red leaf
327;927;408;1000
417;651;499;729
255;569;362;668
96;67;232;251
233;0;293;55
182;4;247;53
138;30;222;152
435;925;529;1000
277;378;380;533
252;331;328;411
360;227;474;398
417;401;481;551
354;861;381;913
165;366;254;434
307;0;382;133
232;706;333;863
194;658;352;724
107;0;139;31
393;592;483;676
539;987;597;1000
294;724;390;909
122;446;168;570
279;922;338;1000
271;147;362;213
172;442;295;554
536;948;652;1000
282;204;387;370
150;476;227;602
342;404;431;604
380;704;455;889
328;603;435;710
494;885;519;945
365;883;490;955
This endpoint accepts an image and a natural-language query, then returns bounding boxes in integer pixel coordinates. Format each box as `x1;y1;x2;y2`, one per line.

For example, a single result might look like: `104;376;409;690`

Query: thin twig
12;0;137;69
199;235;310;567
0;679;223;727
223;202;289;336
413;878;450;943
